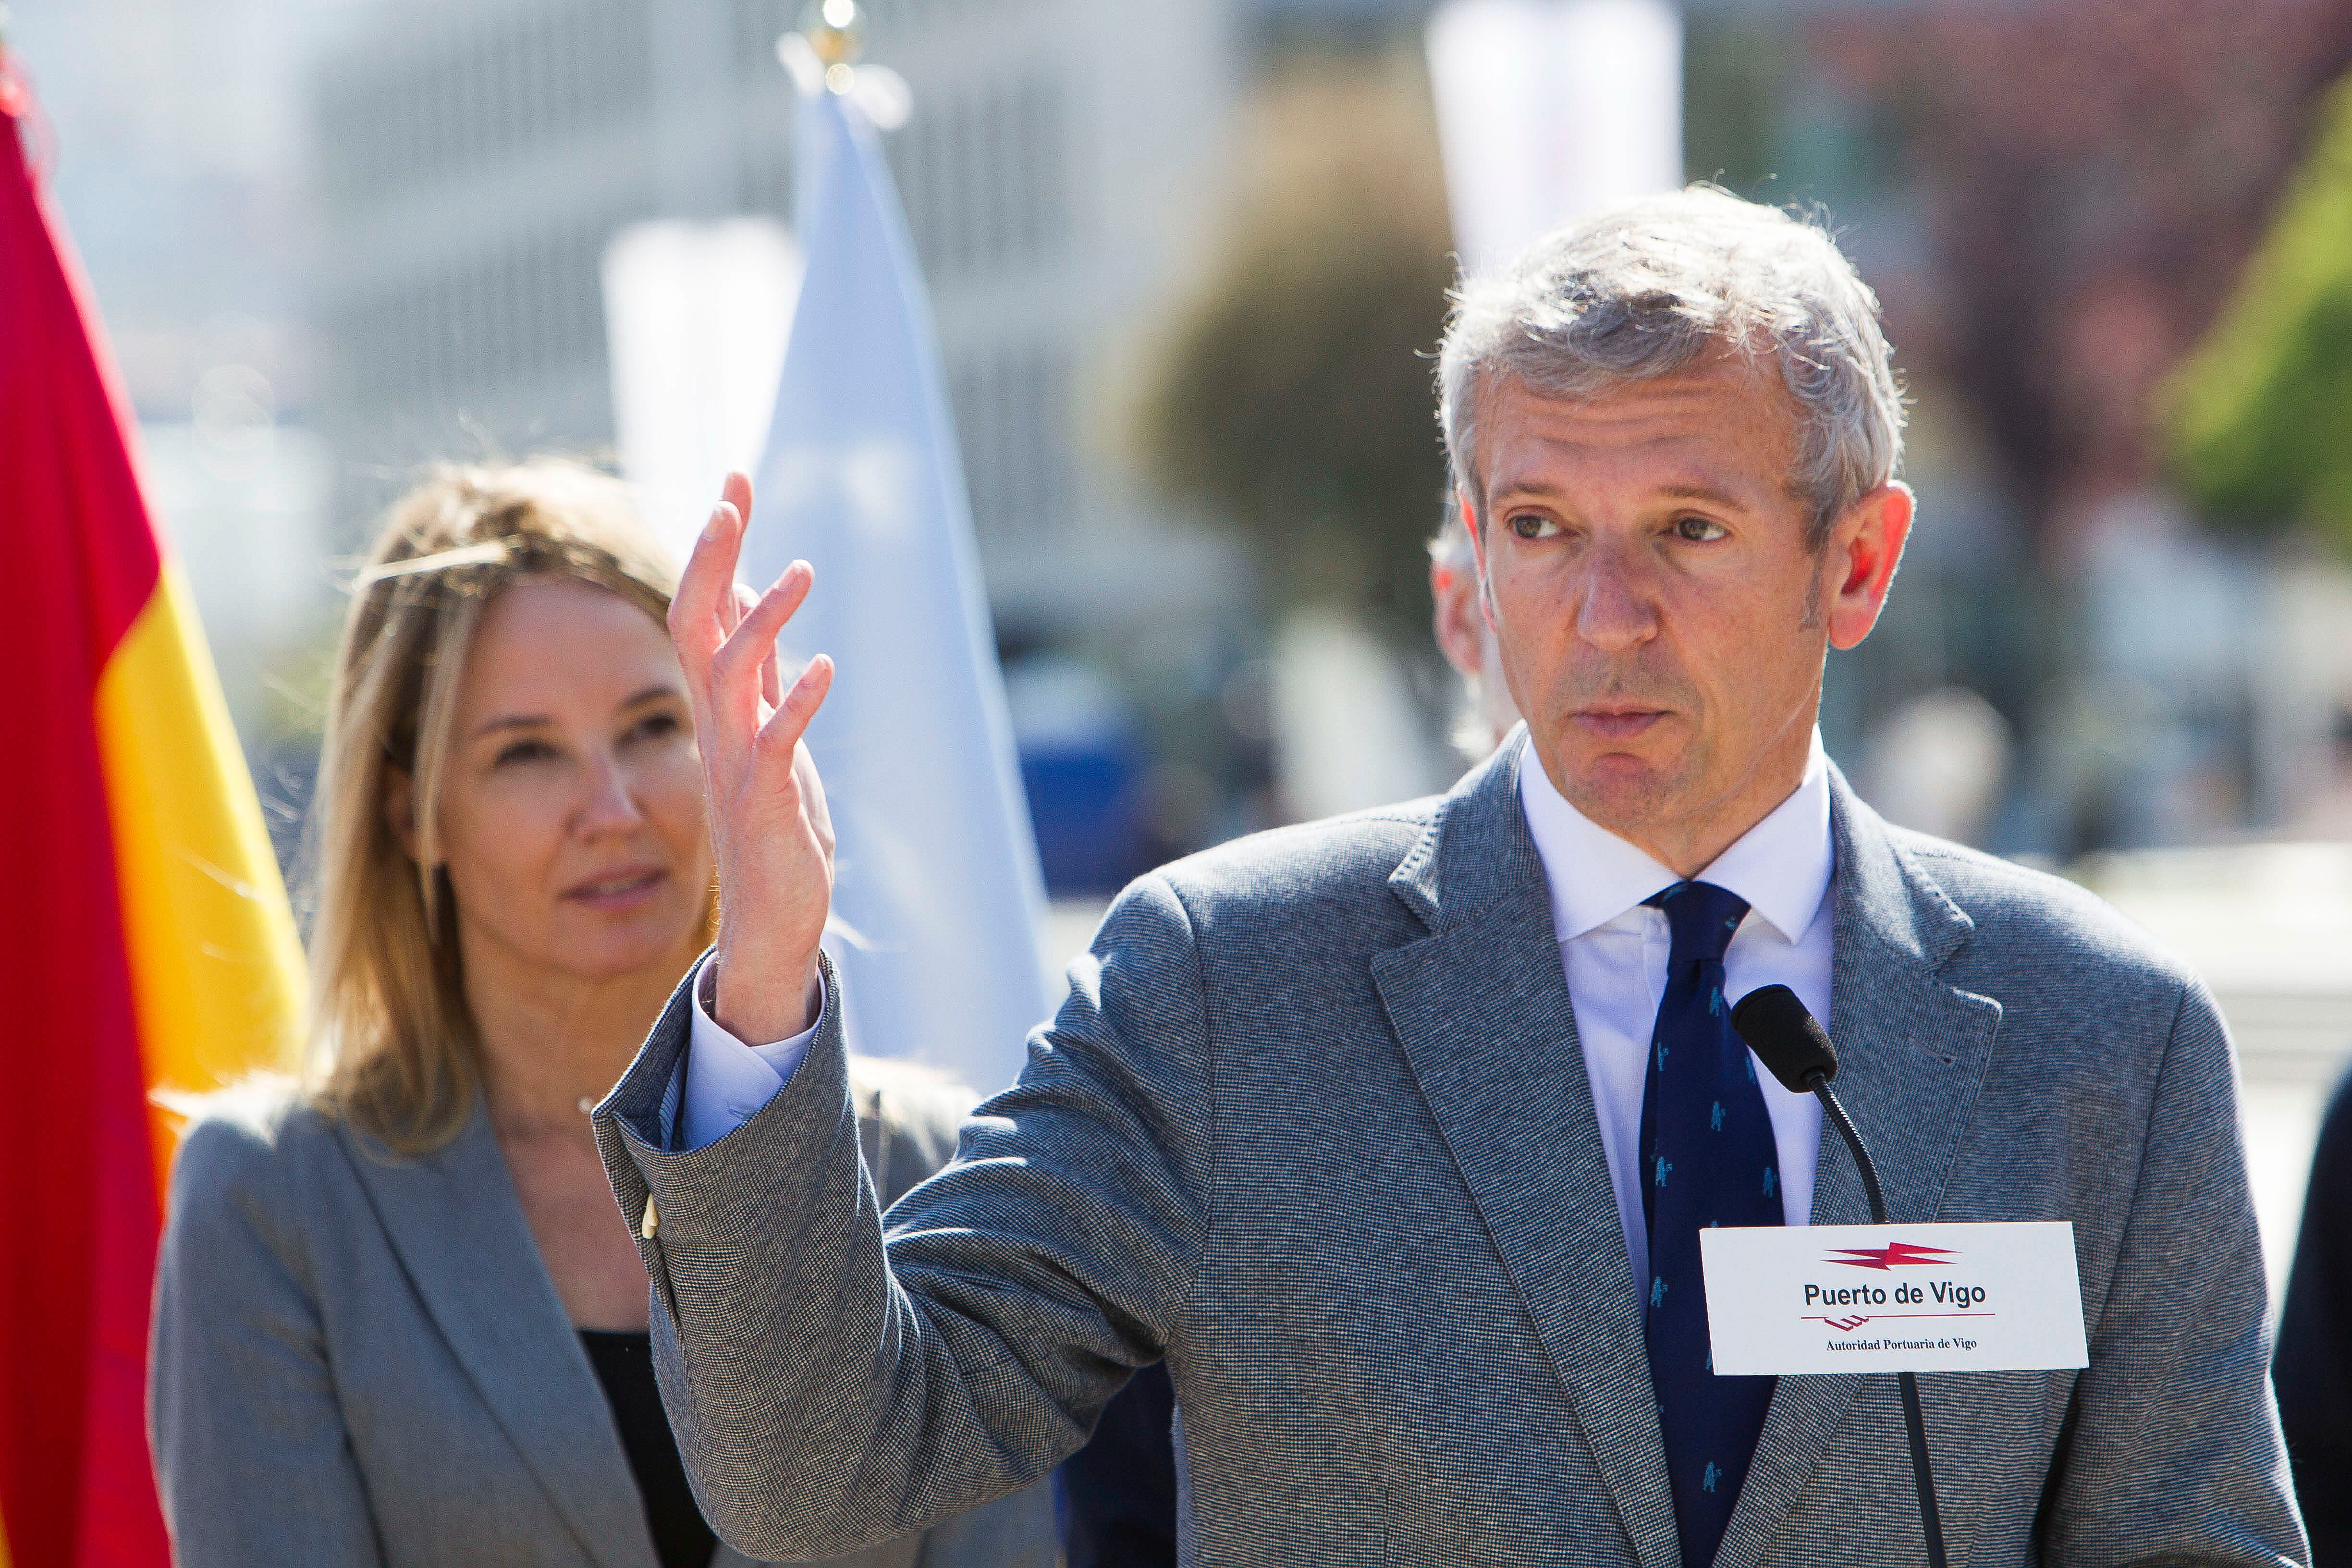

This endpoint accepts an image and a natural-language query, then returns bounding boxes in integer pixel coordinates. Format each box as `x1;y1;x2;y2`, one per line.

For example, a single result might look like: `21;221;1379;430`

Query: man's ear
382;765;423;863
1458;489;1500;637
1823;481;1914;652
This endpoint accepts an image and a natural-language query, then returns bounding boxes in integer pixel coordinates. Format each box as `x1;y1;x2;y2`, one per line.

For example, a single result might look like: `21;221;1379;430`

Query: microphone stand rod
1807;1073;1951;1568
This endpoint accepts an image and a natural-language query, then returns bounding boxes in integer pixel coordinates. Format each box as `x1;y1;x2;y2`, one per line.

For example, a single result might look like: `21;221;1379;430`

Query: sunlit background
14;0;2352;1290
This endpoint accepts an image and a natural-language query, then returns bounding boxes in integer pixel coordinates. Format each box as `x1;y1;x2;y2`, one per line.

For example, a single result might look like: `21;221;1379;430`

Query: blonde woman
149;462;1058;1568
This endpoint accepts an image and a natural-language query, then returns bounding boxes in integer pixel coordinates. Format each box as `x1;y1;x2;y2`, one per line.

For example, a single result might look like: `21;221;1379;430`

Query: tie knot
1646;880;1750;967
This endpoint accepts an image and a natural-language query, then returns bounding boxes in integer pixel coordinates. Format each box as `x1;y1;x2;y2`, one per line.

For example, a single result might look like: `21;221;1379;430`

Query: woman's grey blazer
149;1062;1060;1568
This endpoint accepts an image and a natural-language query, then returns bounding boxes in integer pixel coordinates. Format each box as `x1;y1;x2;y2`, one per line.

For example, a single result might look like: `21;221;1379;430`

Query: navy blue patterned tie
1639;881;1781;1568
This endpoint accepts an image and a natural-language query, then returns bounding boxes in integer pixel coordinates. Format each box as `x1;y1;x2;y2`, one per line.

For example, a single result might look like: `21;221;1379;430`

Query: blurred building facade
10;0;344;827
310;0;1245;620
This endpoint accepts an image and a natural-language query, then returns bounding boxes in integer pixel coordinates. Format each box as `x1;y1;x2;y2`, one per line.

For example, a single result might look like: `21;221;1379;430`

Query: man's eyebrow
617;683;682;709
1485;478;1754;511
1657;483;1753;511
1488;473;1571;501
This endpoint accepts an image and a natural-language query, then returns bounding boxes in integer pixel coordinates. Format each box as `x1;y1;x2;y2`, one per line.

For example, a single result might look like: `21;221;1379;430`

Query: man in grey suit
595;187;2305;1566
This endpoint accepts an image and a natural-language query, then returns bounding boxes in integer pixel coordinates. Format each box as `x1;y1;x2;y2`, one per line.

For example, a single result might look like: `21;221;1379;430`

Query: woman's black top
579;1330;719;1568
1057;1360;1180;1568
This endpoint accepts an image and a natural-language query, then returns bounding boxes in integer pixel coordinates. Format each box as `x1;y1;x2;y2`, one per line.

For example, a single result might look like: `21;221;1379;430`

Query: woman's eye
625;711;683;745
494;739;558;767
1674;515;1728;543
1509;513;1560;540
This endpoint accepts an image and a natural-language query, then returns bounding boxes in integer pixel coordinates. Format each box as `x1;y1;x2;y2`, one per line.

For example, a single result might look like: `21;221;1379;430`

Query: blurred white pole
1426;0;1684;279
1271;610;1447;820
601;219;804;558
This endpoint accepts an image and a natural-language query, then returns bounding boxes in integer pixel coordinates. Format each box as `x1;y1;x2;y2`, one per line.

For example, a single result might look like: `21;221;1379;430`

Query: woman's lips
1572;709;1666;741
563;868;667;910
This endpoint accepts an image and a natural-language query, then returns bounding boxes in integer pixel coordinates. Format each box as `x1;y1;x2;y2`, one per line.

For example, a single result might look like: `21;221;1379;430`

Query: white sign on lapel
1700;1222;2089;1375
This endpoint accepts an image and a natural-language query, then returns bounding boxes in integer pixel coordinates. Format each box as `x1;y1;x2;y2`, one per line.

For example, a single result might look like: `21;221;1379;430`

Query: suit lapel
339;1100;658;1568
1372;741;1683;1568
1714;774;2003;1568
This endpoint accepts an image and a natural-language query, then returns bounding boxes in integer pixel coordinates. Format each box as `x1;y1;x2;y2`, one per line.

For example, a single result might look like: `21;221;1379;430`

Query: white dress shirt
1519;731;1833;1304
679;959;826;1151
679;735;1838;1308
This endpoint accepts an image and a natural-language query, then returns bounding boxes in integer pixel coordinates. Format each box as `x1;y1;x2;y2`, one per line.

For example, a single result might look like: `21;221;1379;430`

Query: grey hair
1437;184;1904;547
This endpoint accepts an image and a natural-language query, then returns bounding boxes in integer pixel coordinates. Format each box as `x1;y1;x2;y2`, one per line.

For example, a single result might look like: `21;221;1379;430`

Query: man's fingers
727;581;756;638
762;630;784;710
755;653;834;762
711;562;816;713
722;470;753;530
671;500;747;674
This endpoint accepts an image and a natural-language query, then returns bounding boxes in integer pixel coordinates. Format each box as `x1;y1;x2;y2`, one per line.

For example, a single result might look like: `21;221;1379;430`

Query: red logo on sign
1823;1242;1956;1271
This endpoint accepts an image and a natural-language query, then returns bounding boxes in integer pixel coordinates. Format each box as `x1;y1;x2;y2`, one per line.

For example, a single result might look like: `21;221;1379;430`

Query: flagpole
799;0;866;93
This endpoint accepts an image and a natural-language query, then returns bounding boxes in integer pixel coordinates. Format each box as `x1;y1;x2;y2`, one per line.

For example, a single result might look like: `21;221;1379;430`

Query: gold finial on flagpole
798;0;866;94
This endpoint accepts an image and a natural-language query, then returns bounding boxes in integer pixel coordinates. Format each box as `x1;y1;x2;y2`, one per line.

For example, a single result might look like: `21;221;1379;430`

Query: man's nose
1573;548;1661;652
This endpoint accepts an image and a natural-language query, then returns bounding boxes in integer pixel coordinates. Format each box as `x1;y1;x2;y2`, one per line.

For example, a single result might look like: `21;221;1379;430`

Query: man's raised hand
671;471;836;1043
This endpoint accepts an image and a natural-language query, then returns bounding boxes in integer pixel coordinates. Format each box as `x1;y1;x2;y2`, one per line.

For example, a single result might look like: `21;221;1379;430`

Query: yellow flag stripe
94;566;306;1192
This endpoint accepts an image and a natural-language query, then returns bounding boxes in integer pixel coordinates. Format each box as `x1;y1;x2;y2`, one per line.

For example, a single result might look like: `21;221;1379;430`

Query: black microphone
1731;985;1949;1568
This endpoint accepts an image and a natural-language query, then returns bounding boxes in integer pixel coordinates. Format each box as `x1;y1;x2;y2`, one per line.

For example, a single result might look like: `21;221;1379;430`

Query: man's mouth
1571;708;1668;741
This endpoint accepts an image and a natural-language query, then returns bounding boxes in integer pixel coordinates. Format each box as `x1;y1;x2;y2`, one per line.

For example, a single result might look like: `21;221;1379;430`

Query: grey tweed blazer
596;737;2305;1567
150;1061;1058;1568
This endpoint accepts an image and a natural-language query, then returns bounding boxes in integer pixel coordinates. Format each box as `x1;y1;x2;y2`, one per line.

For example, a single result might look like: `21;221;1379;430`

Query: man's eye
1509;513;1560;540
1674;516;1728;542
495;739;558;766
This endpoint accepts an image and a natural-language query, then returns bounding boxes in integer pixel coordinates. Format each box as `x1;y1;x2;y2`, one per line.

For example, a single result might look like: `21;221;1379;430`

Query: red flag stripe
1;73;174;1568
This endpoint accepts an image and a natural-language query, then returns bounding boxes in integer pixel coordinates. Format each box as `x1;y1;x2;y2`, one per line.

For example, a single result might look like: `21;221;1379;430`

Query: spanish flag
0;54;305;1568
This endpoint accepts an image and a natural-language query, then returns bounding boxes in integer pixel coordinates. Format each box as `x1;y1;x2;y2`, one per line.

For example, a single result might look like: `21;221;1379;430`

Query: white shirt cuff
676;961;826;1152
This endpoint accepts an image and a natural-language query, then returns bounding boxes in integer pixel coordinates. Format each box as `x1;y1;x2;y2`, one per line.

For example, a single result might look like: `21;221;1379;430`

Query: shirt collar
1516;729;1833;946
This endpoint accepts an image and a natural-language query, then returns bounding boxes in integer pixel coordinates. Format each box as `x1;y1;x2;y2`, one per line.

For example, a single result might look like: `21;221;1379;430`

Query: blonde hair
304;459;710;1153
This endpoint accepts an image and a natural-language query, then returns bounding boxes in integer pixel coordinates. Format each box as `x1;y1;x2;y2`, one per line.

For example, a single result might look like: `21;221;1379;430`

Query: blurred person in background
2276;1070;2352;1566
148;461;1058;1568
1430;506;1527;759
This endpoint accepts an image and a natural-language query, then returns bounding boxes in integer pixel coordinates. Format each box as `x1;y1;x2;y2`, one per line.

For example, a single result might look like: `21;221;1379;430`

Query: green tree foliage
2167;72;2352;551
1133;54;1457;639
